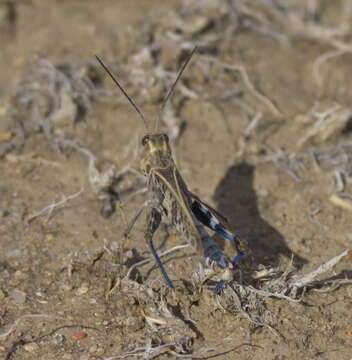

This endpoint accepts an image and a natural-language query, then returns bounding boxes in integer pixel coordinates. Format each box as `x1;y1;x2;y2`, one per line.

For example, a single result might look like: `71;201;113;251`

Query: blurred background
0;1;351;359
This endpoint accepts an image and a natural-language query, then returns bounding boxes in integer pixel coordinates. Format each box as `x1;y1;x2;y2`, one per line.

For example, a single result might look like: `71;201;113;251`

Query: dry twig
27;188;83;223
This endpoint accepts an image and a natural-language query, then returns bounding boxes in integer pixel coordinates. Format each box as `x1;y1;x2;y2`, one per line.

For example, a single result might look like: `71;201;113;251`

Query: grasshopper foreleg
124;200;150;238
145;206;174;288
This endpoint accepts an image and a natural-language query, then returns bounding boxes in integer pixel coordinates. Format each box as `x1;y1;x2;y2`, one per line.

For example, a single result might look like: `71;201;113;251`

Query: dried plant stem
245;285;301;303
103;342;176;360
329;195;352;213
313;49;348;87
200;56;282;116
289;249;351;288
27;188;83;223
125;244;190;280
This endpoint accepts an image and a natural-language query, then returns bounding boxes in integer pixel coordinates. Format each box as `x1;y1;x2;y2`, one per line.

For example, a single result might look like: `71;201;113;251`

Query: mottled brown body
139;133;244;287
95;50;246;288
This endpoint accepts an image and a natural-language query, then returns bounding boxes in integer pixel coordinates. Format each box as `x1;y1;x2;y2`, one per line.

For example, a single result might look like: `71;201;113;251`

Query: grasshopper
96;48;247;289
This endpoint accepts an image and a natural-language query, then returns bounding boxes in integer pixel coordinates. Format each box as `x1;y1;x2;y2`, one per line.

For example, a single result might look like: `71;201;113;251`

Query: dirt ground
0;1;352;359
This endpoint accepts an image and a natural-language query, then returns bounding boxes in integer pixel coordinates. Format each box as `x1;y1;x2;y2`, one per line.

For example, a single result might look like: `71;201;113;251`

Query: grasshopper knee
146;207;162;235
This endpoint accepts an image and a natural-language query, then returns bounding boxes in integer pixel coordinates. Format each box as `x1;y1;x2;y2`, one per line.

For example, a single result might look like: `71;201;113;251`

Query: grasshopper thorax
141;133;173;174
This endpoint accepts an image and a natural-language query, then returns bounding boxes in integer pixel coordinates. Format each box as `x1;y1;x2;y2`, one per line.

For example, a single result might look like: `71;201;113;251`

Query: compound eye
162;134;169;143
141;135;149;146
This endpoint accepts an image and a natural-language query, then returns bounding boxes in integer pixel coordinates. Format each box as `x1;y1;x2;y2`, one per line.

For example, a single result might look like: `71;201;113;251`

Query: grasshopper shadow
214;162;307;268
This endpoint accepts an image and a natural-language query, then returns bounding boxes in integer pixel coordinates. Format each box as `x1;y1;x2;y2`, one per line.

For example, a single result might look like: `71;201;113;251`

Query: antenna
95;55;148;130
155;46;197;131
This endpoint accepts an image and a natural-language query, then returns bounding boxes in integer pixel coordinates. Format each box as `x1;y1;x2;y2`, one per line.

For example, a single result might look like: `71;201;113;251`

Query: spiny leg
145;207;174;288
123;200;149;238
123;201;173;287
123;199;162;237
191;208;246;292
192;219;233;287
197;222;230;270
121;201;150;279
191;200;246;265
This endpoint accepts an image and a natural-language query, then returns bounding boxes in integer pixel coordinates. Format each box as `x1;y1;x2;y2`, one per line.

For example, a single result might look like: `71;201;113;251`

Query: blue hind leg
148;237;174;288
232;250;246;266
191;200;248;292
191;200;241;246
145;207;174;288
214;251;246;293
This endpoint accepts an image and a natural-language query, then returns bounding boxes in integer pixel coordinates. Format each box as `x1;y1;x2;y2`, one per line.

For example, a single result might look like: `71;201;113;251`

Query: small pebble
95;347;105;356
76;282;89;296
89;344;98;353
124;316;145;331
14;270;25;279
53;333;65;344
71;331;87;341
124;249;134;260
23;343;39;353
46;233;54;241
9;289;26;304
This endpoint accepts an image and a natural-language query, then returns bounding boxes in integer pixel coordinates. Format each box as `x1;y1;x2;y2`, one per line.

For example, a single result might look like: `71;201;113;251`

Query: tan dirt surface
0;1;351;359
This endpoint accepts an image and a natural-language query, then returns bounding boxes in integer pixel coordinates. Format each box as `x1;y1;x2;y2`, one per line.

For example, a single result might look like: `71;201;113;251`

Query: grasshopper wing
189;194;248;264
189;192;243;248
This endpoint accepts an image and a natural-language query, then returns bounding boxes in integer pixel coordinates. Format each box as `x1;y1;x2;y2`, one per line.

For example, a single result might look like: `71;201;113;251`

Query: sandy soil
0;1;351;359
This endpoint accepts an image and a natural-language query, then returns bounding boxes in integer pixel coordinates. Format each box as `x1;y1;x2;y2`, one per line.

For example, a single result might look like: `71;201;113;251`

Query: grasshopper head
141;133;173;173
